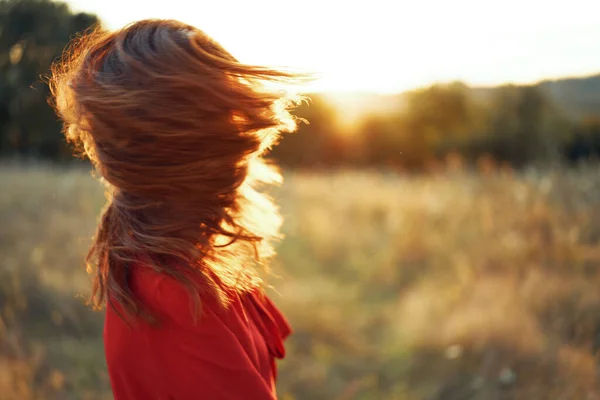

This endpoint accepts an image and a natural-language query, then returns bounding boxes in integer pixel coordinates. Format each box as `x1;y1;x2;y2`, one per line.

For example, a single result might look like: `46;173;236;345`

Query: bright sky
66;0;600;94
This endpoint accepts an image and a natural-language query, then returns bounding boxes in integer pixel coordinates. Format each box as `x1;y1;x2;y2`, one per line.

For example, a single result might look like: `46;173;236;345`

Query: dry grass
2;164;600;399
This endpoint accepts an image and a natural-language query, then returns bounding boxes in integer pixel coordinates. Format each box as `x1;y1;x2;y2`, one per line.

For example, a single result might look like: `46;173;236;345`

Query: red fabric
103;264;291;400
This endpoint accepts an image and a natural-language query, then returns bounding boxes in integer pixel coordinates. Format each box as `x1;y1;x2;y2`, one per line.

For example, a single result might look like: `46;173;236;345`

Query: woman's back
104;263;291;400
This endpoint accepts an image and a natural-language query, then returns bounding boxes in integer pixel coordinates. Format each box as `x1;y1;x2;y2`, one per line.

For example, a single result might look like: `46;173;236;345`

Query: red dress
103;264;291;400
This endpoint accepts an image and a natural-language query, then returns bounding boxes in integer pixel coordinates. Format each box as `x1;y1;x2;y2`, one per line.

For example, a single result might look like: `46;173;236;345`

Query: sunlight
65;0;600;94
321;91;407;132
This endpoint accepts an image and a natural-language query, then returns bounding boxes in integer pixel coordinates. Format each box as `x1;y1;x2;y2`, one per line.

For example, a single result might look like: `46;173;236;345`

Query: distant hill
472;73;600;121
539;74;600;120
320;73;600;123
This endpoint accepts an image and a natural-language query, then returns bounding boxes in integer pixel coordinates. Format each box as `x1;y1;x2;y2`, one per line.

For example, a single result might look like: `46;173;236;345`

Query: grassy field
2;164;600;399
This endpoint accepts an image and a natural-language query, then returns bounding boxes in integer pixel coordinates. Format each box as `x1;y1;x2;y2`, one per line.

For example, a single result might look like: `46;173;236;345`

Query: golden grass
2;164;600;399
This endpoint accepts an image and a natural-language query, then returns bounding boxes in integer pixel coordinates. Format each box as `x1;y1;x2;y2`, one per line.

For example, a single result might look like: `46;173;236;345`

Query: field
2;164;600;400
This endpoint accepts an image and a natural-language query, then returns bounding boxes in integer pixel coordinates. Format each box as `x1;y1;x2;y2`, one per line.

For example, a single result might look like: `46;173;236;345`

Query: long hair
49;19;304;319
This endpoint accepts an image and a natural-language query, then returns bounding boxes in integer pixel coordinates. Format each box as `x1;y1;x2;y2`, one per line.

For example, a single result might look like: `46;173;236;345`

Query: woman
50;19;304;400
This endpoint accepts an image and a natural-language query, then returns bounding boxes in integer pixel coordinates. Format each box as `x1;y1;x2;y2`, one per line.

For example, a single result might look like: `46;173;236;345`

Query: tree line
271;83;600;170
2;0;599;170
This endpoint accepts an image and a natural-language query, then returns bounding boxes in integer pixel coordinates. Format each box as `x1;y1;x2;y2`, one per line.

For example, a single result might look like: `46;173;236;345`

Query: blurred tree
0;0;99;160
482;85;571;166
359;111;406;167
357;82;582;170
400;82;485;167
564;117;600;164
359;82;485;169
270;94;346;168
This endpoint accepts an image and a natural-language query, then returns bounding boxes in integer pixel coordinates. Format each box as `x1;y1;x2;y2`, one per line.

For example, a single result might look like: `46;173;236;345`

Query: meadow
2;164;600;400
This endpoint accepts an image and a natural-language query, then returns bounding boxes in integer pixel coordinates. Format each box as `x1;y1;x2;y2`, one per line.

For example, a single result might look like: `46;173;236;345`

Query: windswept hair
49;19;305;319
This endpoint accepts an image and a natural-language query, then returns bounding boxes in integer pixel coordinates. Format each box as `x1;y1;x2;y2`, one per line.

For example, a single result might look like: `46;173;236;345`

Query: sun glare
66;0;600;95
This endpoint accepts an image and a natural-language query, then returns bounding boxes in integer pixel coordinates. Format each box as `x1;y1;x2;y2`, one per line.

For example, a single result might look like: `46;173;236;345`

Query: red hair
49;19;304;319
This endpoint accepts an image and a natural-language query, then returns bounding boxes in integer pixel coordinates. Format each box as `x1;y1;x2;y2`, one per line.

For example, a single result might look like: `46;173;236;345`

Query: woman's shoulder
128;262;223;326
122;262;291;344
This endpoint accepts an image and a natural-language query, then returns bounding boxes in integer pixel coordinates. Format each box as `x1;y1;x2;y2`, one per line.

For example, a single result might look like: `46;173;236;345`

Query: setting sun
66;0;600;94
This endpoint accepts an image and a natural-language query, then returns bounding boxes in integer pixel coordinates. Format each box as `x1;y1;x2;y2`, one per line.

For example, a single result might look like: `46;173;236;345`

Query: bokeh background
2;0;600;399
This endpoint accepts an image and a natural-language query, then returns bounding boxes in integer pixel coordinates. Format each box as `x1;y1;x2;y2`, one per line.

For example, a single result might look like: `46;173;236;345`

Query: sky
65;0;600;94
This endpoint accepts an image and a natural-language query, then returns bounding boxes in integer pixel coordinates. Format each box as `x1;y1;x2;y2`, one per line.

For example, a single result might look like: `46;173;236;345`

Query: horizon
65;0;600;95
